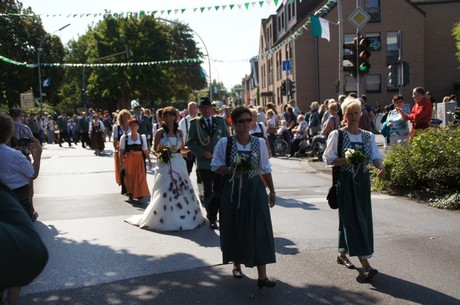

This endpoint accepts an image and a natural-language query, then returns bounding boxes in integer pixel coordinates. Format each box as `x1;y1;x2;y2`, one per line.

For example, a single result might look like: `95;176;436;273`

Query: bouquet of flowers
345;148;366;167
158;147;174;164
234;154;256;174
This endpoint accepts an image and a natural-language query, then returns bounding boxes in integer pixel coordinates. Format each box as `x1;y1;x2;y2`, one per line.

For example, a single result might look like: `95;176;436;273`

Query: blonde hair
117;109;132;125
328;102;338;113
310;101;320;111
341;98;361;115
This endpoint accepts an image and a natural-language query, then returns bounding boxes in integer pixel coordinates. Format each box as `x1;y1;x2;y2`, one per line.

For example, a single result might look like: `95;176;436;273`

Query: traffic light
402;62;410;86
357;36;371;75
388;64;399;87
343;39;357;77
281;80;286;96
290;80;296;95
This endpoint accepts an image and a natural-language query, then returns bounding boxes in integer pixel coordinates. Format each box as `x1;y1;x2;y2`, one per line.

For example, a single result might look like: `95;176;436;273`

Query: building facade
256;0;460;112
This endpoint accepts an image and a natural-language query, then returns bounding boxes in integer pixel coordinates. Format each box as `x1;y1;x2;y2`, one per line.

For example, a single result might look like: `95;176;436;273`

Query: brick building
256;0;460;112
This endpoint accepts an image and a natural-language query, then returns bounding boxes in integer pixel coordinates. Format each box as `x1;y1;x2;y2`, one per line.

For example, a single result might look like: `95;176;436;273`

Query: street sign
282;60;291;71
369;39;381;50
348;8;371;30
20;92;34;110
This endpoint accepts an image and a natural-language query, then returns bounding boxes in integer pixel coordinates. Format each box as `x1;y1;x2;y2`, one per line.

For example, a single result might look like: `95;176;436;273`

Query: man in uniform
187;97;229;229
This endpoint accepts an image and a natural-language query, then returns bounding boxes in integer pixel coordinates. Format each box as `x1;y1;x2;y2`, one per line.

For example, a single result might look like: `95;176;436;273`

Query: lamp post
37;23;70;114
155;18;212;101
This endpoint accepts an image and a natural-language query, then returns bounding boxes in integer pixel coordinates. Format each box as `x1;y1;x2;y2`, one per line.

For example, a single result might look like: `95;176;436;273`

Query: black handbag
327;129;343;209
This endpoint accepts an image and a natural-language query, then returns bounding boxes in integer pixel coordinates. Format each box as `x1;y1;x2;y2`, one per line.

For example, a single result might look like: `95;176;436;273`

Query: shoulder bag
326;129;343;209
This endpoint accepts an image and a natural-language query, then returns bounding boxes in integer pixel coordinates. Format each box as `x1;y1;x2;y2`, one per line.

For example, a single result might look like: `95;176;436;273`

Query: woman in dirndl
119;117;152;203
323;98;385;281
89;113;105;156
211;107;277;289
113;109;131;195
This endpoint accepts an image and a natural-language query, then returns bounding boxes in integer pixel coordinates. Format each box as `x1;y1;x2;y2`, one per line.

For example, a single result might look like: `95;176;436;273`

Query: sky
20;0;282;90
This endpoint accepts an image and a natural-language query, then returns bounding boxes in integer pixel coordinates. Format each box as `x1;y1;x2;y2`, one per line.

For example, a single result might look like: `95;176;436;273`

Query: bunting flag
309;15;330;41
0;0;281;18
0;55;202;68
43;78;51;86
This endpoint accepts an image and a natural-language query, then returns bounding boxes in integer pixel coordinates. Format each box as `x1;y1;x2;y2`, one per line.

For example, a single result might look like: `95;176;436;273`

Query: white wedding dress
125;135;205;231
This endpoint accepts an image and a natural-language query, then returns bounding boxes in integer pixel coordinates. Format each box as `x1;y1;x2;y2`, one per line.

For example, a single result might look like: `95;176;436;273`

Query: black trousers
79;131;91;148
197;169;223;222
184;153;195;175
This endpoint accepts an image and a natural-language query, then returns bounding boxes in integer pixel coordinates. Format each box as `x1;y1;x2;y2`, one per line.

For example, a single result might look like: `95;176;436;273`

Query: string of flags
0;0;338;65
0;55;202;68
0;0;293;18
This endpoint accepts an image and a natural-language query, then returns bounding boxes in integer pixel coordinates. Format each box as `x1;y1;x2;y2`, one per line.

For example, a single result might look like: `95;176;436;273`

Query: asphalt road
18;142;460;305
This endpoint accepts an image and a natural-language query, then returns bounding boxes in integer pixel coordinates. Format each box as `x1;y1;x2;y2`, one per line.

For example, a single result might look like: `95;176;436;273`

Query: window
386;32;400;65
363;0;380;22
344;76;357;93
365;75;381;93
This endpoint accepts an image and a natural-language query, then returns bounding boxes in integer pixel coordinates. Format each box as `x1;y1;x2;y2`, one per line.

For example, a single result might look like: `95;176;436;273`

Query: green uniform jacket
187;115;229;170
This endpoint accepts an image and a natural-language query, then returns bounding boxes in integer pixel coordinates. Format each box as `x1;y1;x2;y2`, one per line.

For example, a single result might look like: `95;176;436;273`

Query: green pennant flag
167;10;172;15
215;6;220;11
274;0;279;6
244;3;250;10
152;11;157;15
139;10;145;17
181;9;186;14
229;4;235;10
200;7;205;13
309;14;330;42
259;1;264;8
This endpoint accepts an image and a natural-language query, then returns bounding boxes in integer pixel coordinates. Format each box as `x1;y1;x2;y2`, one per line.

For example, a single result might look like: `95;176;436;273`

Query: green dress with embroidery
219;137;276;268
337;131;374;257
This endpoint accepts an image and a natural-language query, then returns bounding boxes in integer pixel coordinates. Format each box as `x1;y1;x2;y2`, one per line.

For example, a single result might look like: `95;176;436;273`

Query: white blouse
323;130;382;166
211;137;272;174
119;133;148;151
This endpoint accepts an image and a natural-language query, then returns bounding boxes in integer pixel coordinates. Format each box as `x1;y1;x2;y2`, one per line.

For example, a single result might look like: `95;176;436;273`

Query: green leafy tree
453;19;460;65
0;1;66;110
64;15;206;112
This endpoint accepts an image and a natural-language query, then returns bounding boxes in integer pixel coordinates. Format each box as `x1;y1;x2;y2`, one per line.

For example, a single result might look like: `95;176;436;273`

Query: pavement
17;134;460;305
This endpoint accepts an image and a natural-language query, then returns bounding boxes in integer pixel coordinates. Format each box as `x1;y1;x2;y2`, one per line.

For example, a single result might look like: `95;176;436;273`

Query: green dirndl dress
219;139;276;268
337;131;374;257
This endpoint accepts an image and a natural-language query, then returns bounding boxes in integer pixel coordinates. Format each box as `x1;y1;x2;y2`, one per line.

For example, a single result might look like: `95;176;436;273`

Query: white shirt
0;144;35;189
178;115;194;143
323;130;382;166
211;137;272;174
119;133;148;151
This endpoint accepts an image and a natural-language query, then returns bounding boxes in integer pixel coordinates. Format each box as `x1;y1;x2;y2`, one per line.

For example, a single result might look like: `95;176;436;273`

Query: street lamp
155;18;212;101
37;23;70;114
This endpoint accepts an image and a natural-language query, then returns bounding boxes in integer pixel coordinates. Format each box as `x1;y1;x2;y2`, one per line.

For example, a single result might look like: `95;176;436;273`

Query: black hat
9;107;22;118
198;97;212;107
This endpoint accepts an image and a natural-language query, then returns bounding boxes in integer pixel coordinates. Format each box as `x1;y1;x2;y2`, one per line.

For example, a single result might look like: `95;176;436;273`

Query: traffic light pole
356;30;363;96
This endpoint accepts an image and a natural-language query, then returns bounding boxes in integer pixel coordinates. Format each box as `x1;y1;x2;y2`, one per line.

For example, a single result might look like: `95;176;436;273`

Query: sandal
232;267;243;279
257;278;276;289
364;266;378;280
337;255;355;269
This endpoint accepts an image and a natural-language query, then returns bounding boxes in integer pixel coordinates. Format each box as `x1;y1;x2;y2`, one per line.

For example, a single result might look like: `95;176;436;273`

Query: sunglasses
236;118;252;124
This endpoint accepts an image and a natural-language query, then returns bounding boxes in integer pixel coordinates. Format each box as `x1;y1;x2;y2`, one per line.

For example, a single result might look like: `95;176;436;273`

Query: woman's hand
268;192;276;207
377;166;385;178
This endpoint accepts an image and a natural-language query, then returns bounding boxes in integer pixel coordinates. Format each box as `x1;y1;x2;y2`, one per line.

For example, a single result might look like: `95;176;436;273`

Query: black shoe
257;278;276;289
209;222;218;230
363;266;378;280
337;255;355;269
232;268;243;279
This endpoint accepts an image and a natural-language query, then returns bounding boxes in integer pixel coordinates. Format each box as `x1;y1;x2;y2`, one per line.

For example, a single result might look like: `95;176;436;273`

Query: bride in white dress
125;107;205;231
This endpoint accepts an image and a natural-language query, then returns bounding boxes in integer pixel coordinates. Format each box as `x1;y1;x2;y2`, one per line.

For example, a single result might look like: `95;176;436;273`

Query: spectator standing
381;96;409;146
265;109;278;157
46;115;55;144
67;119;77;146
358;98;372;131
400;87;432;139
256;106;266;124
103;113;113;143
307;102;321;141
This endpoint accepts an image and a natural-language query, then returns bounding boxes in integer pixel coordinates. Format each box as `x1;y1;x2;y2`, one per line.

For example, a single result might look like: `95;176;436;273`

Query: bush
372;126;460;208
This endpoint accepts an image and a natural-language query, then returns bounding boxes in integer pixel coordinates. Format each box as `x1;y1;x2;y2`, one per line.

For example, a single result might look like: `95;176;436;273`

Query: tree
453;19;460;65
0;1;66;110
63;15;206;112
